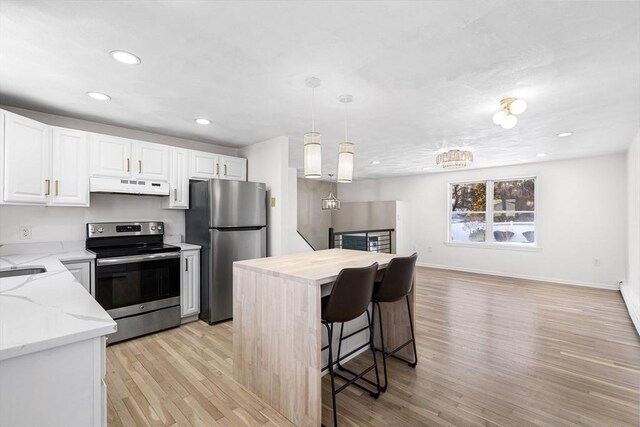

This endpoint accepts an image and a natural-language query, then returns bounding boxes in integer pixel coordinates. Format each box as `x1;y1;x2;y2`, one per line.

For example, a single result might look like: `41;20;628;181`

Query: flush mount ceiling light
371;161;380;165
303;77;322;179
557;132;573;137
492;97;527;129
321;174;341;210
86;92;111;101
436;149;474;169
194;118;211;125
110;50;141;65
536;152;547;157
337;94;355;183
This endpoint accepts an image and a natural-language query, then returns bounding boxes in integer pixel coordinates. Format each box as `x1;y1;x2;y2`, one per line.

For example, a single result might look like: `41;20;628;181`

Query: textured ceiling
0;1;639;180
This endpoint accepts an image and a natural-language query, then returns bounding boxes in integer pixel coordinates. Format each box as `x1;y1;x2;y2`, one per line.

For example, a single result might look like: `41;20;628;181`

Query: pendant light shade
304;132;322;178
303;77;322;179
337;142;355;183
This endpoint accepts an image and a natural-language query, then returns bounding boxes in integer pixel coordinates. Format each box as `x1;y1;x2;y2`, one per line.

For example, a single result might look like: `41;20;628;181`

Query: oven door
95;252;180;316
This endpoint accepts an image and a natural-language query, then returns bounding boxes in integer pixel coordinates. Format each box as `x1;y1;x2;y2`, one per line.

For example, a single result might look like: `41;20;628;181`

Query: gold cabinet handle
138;160;142;173
45;179;50;196
55;180;59;196
216;163;220;176
126;158;130;172
224;164;227;176
174;188;178;202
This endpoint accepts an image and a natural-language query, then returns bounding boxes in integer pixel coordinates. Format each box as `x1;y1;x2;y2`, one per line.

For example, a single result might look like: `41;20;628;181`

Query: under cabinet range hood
90;177;170;196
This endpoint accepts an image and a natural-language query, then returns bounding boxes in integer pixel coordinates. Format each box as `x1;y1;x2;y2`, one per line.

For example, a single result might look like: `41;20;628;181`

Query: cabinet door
133;141;169;181
220;156;247;181
3;111;51;204
162;147;189;209
63;261;91;294
51;127;89;206
181;250;200;318
89;134;132;178
189;150;219;180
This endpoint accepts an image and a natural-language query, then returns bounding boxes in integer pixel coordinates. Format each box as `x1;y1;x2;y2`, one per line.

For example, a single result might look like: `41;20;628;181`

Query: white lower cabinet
0;336;107;427
63;260;93;295
181;249;200;321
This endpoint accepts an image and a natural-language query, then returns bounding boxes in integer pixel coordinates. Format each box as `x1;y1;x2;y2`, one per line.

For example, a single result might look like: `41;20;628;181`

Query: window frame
446;176;539;250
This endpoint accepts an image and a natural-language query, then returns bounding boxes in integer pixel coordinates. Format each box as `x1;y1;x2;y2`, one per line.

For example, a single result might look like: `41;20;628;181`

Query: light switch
271;197;276;207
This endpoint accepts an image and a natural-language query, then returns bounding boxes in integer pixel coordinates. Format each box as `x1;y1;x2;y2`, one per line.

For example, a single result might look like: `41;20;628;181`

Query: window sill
443;241;542;252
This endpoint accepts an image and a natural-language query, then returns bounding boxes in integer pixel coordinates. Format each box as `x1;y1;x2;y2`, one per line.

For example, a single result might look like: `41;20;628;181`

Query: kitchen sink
0;266;47;278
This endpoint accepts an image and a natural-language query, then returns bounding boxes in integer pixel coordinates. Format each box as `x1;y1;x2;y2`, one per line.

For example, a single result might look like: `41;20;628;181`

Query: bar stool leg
366;309;382;396
323;321;339;427
373;300;389;392
406;294;418;367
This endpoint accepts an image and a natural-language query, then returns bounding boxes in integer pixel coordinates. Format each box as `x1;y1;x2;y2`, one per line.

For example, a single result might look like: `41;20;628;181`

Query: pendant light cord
344;100;348;141
311;87;315;133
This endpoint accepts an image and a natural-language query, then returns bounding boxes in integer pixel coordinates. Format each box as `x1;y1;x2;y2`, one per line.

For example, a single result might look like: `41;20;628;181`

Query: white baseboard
416;262;620;291
620;283;640;336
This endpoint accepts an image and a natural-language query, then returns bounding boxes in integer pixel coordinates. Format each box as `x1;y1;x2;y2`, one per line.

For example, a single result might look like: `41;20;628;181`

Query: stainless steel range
86;221;181;344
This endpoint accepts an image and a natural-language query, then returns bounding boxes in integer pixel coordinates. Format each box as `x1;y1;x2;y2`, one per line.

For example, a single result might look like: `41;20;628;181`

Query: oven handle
96;252;180;266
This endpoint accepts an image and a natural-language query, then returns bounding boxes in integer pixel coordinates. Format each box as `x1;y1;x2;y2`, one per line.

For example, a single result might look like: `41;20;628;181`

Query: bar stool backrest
323;263;379;323
373;253;418;303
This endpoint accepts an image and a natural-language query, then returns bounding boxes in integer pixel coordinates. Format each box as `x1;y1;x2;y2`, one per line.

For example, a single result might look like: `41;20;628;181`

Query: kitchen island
233;249;416;426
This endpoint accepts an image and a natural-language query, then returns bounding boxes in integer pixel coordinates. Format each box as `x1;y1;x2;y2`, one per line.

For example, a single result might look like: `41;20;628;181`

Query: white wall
240;136;290;256
288;168;314;254
0;193;184;244
340;154;627;289
622;131;640;333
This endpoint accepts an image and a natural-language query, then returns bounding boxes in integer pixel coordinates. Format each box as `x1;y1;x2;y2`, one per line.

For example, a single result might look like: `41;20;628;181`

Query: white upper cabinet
2;111;51;204
133;141;169;181
219;155;247;181
162;147;189;209
89;134;132;178
51;127;89;206
189;151;219;180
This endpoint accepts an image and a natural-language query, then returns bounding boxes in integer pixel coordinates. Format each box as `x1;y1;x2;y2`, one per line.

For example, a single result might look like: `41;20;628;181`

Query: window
449;177;536;245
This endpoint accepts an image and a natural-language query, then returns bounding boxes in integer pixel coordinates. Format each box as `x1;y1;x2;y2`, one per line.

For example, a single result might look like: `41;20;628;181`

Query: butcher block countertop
233;248;396;285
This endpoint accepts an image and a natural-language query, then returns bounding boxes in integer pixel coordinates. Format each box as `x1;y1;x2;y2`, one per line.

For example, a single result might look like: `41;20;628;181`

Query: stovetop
87;243;180;259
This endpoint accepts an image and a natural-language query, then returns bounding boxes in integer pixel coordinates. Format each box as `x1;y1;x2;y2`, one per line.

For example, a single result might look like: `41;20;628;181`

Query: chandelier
436;149;474;169
492;97;527;129
322;174;341;210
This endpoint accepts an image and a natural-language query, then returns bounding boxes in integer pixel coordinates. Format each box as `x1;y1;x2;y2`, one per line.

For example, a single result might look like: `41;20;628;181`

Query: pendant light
322;174;341;210
303;77;322;178
337;94;355;183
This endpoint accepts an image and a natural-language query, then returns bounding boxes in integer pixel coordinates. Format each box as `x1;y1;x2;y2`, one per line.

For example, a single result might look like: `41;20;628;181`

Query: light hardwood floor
106;267;640;426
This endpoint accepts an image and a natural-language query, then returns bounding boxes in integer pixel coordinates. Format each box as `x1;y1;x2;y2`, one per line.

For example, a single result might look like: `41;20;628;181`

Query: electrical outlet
19;226;32;240
593;258;601;267
271;197;276;207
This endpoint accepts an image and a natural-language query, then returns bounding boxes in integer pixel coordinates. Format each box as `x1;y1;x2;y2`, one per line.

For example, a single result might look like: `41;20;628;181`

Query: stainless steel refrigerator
185;179;267;324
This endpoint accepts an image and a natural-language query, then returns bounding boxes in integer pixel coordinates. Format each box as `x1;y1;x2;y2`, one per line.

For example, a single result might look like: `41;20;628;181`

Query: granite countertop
0;248;116;361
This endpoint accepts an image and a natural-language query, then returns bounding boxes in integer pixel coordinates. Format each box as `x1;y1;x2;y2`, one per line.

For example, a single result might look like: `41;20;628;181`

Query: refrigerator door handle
213;226;265;231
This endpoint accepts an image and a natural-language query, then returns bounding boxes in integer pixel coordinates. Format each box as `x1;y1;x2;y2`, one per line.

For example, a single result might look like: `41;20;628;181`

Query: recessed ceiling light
110;50;141;65
537;153;547;157
194;118;211;125
423;167;431;170
86;92;110;101
557;132;573;137
371;161;380;165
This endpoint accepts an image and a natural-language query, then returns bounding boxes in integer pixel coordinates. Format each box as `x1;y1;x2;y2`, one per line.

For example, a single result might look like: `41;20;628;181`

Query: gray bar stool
321;262;381;427
371;252;418;391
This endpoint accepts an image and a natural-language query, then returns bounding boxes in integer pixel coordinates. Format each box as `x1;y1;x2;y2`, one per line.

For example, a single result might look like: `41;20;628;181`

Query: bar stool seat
371;252;418;392
321;262;381;427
